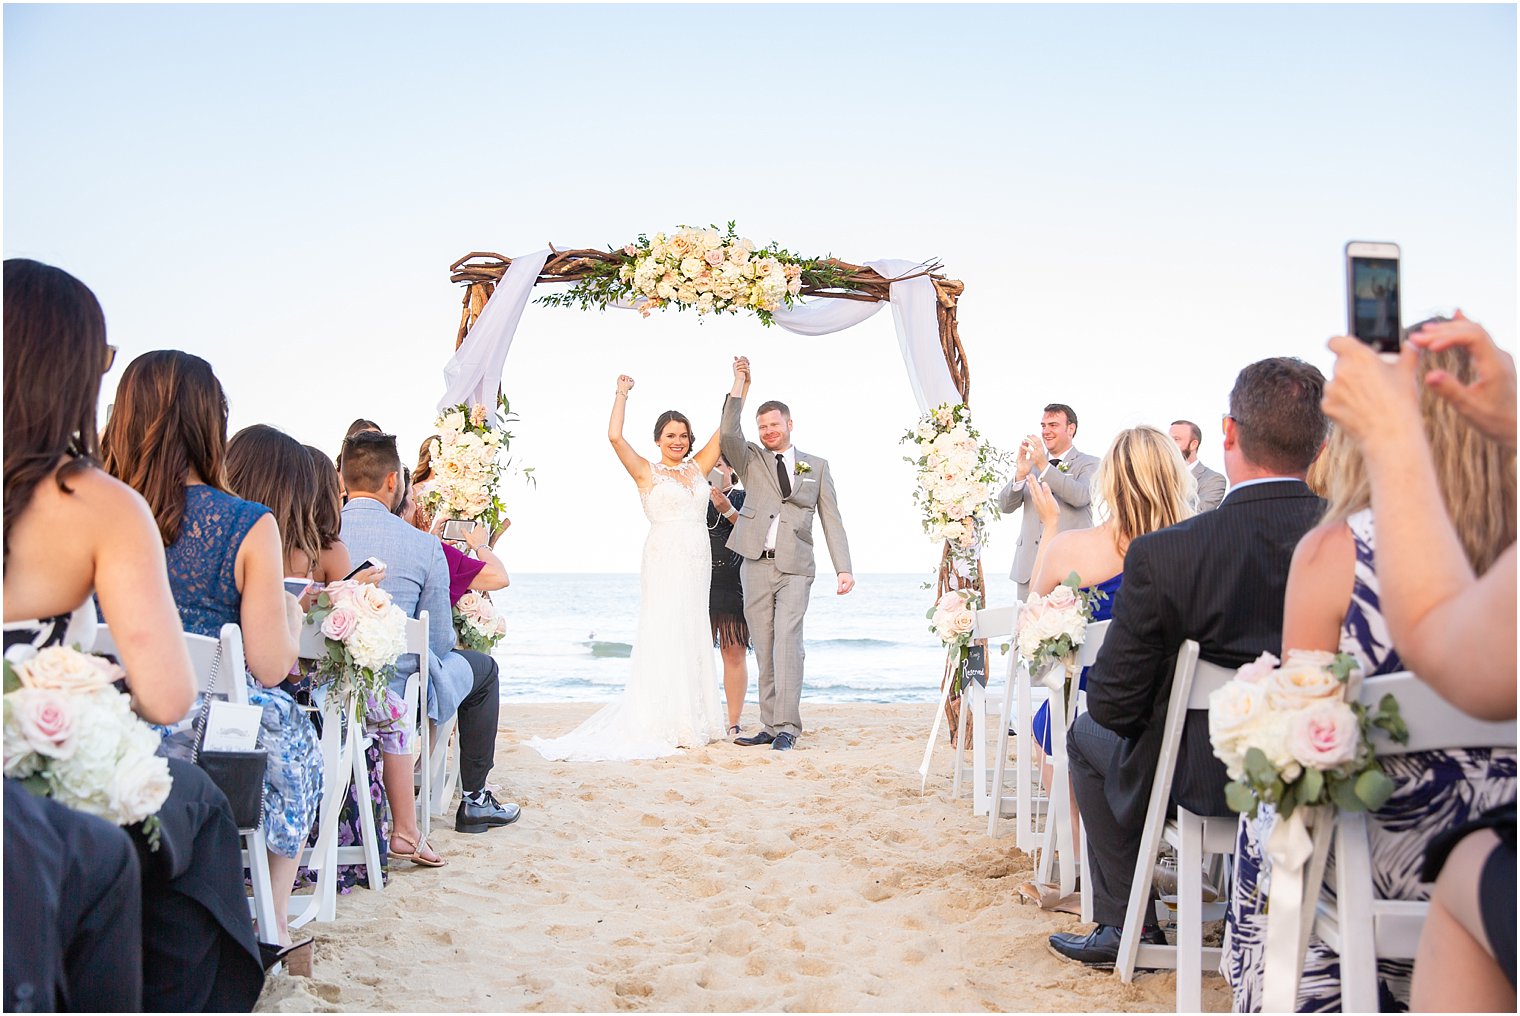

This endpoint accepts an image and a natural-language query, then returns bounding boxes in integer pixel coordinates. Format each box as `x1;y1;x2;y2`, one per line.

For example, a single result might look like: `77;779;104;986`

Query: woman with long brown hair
101;350;322;955
3;259;263;1008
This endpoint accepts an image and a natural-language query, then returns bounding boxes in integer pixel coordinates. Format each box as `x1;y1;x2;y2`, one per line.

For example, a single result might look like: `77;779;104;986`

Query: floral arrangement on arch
1209;649;1407;819
305;581;411;719
537;222;852;326
901;402;1008;564
422;394;528;536
927;587;981;691
3;646;172;846
453;591;506;653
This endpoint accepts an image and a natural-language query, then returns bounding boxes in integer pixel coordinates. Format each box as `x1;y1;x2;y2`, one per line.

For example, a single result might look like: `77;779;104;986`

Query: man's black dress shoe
455;790;521;833
771;732;797;751
1046;923;1167;968
734;730;774;746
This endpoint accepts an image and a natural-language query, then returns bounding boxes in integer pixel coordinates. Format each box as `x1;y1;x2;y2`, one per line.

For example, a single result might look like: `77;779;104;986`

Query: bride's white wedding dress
528;460;726;761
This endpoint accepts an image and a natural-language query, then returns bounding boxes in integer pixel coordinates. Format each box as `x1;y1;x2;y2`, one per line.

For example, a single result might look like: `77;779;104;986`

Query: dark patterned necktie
776;453;792;498
1049;458;1062;468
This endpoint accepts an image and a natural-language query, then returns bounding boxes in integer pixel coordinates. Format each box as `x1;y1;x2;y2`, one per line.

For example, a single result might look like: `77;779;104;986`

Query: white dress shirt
764;446;797;551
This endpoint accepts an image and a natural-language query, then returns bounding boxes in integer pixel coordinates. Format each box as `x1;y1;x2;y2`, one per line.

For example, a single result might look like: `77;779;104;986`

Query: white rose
680;256;705;279
1208;681;1268;777
915;421;936;440
440;411;466;433
108;750;173;824
47;694;128;817
14;647;121;693
950;610;976;635
1266;656;1344;711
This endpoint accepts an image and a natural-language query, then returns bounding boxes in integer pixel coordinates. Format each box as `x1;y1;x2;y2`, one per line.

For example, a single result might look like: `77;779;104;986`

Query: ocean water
490;573;950;704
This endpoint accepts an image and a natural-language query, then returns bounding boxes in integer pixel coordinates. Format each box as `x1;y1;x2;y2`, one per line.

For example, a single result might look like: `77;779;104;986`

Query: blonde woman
1226;333;1517;1012
1024;425;1197;754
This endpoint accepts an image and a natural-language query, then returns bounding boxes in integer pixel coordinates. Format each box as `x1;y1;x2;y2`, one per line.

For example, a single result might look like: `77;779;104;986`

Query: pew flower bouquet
453;591;507;653
927;587;981;691
306;580;410;717
1016;573;1108;685
2;646;172;844
1209;650;1407;819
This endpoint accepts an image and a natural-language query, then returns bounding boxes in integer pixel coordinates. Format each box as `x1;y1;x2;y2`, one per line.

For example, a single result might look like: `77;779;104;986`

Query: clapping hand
710;486;735;516
1028;477;1061;530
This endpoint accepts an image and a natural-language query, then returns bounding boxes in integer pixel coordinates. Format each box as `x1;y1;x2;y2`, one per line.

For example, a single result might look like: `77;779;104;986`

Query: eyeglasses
103;345;118;373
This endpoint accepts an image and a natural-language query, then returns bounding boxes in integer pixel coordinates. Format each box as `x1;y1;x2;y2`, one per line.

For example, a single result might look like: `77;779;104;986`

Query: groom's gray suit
720;395;852;737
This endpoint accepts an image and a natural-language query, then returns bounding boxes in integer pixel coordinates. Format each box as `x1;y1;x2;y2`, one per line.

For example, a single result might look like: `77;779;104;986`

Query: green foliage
1354;768;1396;810
1225;779;1258;816
2;660;18;695
1329;652;1359;684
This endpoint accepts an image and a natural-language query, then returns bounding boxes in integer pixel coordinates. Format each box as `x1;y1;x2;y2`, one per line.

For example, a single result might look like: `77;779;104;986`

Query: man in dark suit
1050;358;1328;966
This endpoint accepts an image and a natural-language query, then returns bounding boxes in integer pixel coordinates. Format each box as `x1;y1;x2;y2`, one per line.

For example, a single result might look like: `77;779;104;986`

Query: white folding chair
1034;619;1110;903
426;714;461;823
952;605;1018;817
982;604;1060;853
289;621;385;927
1115;640;1238;1012
1306;672;1517;1012
92;623;280;942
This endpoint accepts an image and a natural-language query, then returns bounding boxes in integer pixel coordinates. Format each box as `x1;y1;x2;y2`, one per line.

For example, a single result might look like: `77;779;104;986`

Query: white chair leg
1015;664;1034;852
1176;812;1203;1013
987;673;1017;837
417;712;432;840
353;734;383;891
245;829;279;941
971;682;989;817
1117;811;1166;982
1080;821;1094;924
1335;812;1380;1013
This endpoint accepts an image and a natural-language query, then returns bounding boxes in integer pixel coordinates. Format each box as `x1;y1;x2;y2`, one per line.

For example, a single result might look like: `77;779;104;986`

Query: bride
528;373;726;760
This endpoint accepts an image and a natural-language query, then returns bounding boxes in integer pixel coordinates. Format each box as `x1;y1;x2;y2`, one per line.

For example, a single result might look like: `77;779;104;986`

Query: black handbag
189;646;268;832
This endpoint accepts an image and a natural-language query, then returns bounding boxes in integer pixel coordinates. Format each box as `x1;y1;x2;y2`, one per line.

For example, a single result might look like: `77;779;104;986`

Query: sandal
259;938;314;977
390;833;447;868
727;724;742;737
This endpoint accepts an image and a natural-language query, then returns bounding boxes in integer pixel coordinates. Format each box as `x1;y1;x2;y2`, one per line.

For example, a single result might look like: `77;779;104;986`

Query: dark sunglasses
103;345;118;373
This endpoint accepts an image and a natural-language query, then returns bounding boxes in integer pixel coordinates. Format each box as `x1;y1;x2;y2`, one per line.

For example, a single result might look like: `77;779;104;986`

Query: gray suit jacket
339;498;471;724
720;395;852;578
1192;459;1227;512
997;447;1100;586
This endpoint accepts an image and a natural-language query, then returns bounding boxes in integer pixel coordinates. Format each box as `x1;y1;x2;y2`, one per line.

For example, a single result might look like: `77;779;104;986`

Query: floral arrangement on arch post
927;588;981;693
901;403;1008;570
3;646;173;848
1209;649;1407;819
422;393;529;537
536;222;854;325
305;580;411;721
453;591;506;653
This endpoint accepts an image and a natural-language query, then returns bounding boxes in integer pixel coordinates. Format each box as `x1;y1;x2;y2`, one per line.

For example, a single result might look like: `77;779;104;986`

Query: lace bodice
641;461;710;525
166;486;270;638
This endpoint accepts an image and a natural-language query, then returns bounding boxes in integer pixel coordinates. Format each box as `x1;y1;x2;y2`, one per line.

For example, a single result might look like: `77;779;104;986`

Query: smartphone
342;557;382;581
282;578;313;598
441;519;477;542
1345;241;1402;353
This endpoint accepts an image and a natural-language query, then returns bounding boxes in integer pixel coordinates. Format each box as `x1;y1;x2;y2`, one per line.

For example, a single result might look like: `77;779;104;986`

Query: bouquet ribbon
1262;804;1334;1012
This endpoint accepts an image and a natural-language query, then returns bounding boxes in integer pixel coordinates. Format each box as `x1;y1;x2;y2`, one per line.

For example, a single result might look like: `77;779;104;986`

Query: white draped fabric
436;251;960;413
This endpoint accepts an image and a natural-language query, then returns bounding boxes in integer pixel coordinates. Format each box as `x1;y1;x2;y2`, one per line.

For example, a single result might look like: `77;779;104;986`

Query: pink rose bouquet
305;580;410;716
1209;650;1407;819
453;591;507;653
2;646;172;845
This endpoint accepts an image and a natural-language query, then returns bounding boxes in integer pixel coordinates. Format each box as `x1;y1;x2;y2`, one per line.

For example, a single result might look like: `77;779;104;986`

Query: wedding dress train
528;460;725;761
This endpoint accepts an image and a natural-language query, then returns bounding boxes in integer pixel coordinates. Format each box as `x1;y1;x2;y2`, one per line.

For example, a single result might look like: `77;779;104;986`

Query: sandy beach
256;704;1228;1012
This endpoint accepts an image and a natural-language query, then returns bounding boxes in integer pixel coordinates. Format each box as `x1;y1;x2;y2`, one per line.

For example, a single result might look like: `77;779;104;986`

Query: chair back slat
1360;671;1516;754
92;622;245;703
972;605;1018;641
1187;658;1235;709
1074;619;1111;668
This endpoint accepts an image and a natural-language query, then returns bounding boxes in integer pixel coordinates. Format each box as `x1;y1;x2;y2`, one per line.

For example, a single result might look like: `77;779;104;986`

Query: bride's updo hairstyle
653;409;694;452
100;349;230;547
2;259;111;556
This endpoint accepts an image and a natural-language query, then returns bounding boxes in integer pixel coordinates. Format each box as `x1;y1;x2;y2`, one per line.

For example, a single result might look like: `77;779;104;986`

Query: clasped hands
1014;433;1050;481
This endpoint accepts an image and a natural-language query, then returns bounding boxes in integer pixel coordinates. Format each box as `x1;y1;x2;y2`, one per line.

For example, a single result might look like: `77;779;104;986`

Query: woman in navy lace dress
101;350;322;952
1225;341;1517;1011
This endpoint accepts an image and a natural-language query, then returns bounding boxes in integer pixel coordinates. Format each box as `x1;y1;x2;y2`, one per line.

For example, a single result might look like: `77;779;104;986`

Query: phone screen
1350;256;1401;353
283;578;312;597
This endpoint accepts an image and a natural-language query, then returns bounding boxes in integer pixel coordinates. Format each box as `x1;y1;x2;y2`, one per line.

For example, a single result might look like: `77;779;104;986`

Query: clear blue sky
7;4;1515;578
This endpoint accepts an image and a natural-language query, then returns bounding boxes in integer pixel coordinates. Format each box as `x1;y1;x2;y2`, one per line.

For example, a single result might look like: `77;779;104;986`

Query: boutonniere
1056;462;1071;474
794;461;812;476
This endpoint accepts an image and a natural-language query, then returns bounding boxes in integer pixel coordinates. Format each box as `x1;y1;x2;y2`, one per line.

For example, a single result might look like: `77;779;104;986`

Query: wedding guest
339;432;520;835
1321;316;1517;1012
707;454;750;735
228;428;401;886
998;403;1099;602
1168;419;1227;511
101;350;323;955
1227;334;1516;1009
411;435;440;530
397;468;509;600
1050;358;1327;967
4;258;263;1008
335;419;381;501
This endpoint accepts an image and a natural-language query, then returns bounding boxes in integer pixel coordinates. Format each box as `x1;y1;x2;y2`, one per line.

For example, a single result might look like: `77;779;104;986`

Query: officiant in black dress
707;456;750;736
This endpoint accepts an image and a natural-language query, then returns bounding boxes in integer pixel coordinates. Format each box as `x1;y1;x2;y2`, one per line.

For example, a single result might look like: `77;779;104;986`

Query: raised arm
1025;479;1066;597
609;374;652;487
720;356;751;469
465;521;509;591
692;425;723;475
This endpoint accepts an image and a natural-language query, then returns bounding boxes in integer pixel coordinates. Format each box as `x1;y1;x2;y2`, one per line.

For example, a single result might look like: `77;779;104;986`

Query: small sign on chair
964;644;988;688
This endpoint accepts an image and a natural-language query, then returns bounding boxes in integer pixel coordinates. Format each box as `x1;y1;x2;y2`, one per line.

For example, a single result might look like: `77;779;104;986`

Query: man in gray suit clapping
998;404;1100;603
722;356;853;752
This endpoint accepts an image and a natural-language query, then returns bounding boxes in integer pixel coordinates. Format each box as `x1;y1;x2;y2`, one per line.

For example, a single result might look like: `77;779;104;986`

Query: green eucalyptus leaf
2;660;20;695
1329;776;1363;812
1329;652;1359;684
21;773;48;796
1299;767;1324;804
1354;768;1396;811
1278;793;1297;820
1225;780;1257;815
1244;747;1276;784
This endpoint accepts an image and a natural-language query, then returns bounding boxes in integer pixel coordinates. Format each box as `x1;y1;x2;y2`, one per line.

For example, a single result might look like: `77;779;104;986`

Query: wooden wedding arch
446;246;982;734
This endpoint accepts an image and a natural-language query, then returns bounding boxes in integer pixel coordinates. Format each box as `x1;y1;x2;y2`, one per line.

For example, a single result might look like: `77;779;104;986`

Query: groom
721;356;854;751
